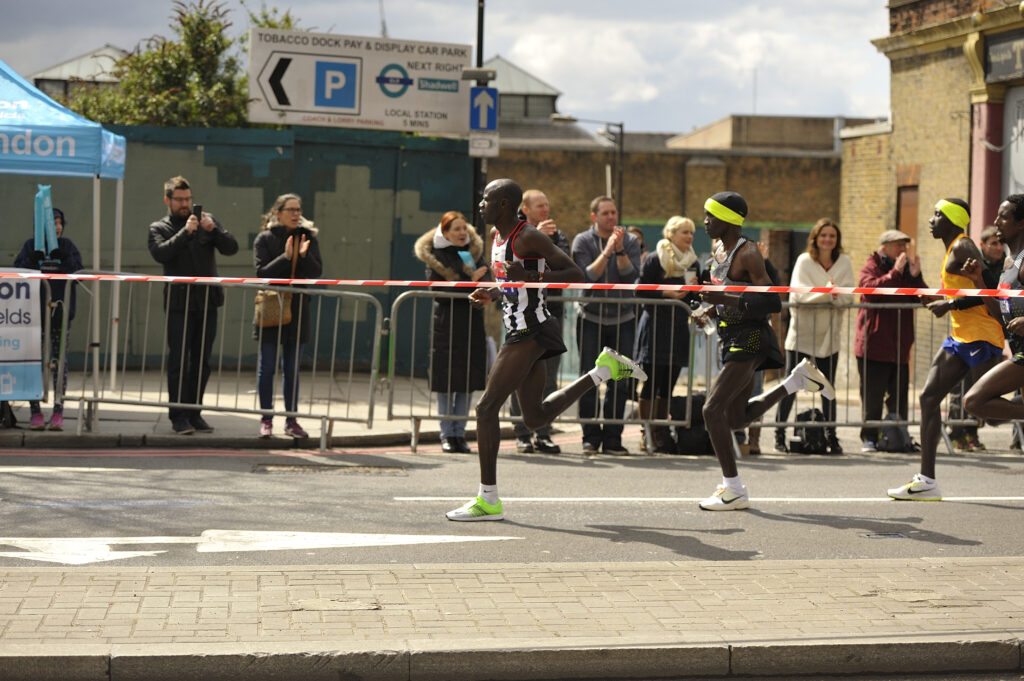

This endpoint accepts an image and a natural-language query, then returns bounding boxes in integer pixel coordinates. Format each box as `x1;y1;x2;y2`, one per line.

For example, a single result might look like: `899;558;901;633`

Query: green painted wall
0;126;472;371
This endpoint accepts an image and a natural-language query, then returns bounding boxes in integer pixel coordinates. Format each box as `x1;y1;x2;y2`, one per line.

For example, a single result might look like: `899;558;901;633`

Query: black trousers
857;358;909;442
165;306;218;420
577;316;635;446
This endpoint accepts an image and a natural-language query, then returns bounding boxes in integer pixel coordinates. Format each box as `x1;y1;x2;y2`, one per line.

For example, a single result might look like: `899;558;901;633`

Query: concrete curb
2;425;525;451
1;637;1021;681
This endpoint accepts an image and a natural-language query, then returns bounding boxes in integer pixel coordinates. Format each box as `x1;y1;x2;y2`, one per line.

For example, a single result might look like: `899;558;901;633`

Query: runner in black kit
447;179;645;521
695;191;836;511
964;194;1024;426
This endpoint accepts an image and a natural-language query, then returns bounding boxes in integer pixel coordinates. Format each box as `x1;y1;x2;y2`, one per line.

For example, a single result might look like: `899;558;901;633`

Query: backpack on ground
0;402;17;429
670;394;714;455
877;413;918;452
789;408;828;454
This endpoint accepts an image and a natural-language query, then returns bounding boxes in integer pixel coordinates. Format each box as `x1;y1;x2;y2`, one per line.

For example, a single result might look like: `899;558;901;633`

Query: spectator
572;196;642;454
854;229;926;452
253;193;323;439
775;219;855;455
510;190;570;455
148;176;239;435
634;216;701;452
627;226;647;259
980;224;1010;276
14;207;82;431
415;210;488;453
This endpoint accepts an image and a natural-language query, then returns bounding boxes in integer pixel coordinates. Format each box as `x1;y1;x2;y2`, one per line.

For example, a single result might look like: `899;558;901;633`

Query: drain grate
252;463;406;475
861;532;907;539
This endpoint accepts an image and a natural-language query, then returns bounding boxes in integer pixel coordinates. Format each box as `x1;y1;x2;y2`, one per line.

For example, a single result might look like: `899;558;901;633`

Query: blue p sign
315;61;358;109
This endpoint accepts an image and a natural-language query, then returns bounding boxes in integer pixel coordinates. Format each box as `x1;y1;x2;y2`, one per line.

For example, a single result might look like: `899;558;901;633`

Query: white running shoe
698;485;750;511
792;358;835;400
887;473;943;501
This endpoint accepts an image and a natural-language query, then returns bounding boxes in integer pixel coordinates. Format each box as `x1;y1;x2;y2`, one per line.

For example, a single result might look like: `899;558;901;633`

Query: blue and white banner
0;276;42;400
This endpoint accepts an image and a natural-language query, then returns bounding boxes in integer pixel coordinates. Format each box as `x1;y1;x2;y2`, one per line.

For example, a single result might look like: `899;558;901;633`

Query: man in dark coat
148;175;238;434
854;229;927;452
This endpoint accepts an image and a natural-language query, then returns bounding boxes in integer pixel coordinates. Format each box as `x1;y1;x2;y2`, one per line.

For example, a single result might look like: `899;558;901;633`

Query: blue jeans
258;340;303;421
436;392;469;439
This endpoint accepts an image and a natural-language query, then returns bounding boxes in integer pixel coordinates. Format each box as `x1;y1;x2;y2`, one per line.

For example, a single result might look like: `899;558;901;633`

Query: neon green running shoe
446;496;504;521
595;346;647;382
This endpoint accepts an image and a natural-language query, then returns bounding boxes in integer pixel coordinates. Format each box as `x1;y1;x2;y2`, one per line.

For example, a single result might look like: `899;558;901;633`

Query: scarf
657;238;697;278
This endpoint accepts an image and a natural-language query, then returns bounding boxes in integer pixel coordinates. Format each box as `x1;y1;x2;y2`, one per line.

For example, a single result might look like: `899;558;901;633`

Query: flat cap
879;229;912;245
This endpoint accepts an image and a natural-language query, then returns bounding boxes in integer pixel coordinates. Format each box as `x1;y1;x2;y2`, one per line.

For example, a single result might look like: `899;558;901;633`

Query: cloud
1;0;892;133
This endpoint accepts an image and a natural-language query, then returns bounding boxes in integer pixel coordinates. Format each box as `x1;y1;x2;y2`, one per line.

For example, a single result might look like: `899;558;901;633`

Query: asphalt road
1;427;1022;567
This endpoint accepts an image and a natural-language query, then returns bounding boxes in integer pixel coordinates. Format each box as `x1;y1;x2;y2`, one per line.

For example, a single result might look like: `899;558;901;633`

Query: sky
1;0;892;134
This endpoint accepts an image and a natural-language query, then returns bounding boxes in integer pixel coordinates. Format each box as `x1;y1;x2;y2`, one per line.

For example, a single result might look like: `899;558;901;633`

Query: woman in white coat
775;219;855;454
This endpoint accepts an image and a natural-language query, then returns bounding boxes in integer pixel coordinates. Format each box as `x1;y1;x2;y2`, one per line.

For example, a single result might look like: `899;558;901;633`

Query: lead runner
446;178;645;521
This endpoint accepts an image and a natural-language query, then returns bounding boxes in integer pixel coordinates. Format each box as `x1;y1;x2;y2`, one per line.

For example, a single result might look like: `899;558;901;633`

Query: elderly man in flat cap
854;228;927;453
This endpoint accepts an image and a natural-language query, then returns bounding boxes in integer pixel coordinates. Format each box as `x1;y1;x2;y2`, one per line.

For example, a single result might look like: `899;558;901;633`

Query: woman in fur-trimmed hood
414;211;489;453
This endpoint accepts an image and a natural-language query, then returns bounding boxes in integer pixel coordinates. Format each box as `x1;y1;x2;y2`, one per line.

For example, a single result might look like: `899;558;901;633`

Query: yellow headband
704;198;745;226
936;200;969;230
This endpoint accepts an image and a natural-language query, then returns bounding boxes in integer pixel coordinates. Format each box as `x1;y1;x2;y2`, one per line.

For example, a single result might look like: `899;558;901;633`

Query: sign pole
472;0;486;230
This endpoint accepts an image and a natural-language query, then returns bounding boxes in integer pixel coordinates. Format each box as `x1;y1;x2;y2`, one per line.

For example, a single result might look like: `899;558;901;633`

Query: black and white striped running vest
491;220;551;333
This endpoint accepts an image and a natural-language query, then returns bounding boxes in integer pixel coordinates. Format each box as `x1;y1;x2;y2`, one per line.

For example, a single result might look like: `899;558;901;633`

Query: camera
192;204;203;220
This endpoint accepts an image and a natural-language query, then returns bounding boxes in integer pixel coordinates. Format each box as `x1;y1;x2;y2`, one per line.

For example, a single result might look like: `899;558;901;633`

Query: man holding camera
148;175;238;434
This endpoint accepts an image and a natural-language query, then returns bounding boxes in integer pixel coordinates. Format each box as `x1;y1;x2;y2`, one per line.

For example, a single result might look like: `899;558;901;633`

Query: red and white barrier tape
0;270;1016;298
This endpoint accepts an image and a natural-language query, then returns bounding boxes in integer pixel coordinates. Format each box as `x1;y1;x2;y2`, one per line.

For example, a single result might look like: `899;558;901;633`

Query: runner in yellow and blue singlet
888;198;1003;502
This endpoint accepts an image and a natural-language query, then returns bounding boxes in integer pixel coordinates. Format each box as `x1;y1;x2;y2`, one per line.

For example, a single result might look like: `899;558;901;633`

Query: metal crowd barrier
28;275;1005;455
387;291;711;451
385;287;999;455
61;274;383;452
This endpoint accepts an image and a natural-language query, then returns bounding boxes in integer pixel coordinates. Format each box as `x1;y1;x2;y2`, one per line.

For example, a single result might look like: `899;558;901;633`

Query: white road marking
397;496;1024;503
0;467;139;473
0;530;520;565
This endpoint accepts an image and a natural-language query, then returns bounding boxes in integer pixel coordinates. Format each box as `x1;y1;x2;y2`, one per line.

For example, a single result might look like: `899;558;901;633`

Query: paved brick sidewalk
1;557;1022;680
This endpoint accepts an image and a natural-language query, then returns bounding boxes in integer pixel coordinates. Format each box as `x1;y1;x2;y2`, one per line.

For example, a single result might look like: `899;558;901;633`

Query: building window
525;95;555;119
896;186;918;241
499;94;525;120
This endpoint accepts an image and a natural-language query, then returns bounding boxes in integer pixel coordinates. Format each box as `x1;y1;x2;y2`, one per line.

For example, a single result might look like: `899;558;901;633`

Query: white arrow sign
0;530;520;565
473;89;494;129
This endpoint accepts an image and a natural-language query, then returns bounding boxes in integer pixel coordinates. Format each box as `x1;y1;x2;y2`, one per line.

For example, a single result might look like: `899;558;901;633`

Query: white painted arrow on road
0;530;520;565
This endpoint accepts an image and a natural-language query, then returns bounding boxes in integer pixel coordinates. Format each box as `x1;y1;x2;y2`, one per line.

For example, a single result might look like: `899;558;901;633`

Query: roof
0;57;126;179
484;55;561;97
30;45;127;83
497;119;608;151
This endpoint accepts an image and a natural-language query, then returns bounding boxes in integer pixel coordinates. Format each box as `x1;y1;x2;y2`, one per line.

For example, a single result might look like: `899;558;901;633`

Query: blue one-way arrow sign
470;86;497;131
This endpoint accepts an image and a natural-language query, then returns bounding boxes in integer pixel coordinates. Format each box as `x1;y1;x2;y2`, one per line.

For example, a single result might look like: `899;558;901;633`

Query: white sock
722;475;744;491
478;483;499;504
589;365;611;385
782;371;803;394
917;474;936;485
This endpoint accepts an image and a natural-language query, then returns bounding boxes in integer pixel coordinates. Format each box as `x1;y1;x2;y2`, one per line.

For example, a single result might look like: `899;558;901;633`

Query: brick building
843;0;1024;267
841;0;1024;382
